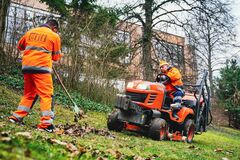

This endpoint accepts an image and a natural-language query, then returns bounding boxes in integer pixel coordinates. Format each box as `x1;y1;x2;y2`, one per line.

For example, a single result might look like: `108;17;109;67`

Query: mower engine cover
125;80;166;110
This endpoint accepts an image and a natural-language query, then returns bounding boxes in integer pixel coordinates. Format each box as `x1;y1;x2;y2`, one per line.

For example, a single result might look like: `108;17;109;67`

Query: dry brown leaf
56;124;115;138
67;143;80;157
214;148;224;152
50;138;79;157
106;149;122;158
24;149;31;157
50;138;67;146
0;122;5;128
188;145;195;149
106;149;115;155
78;146;87;154
96;157;108;160
15;132;32;139
1;131;10;137
54;128;64;135
134;156;145;160
66;143;78;152
0;137;11;142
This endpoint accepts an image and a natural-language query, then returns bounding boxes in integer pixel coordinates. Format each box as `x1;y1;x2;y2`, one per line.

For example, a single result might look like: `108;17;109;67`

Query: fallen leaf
50;139;67;146
66;143;78;153
92;149;100;157
54;128;64;135
96;157;108;160
78;146;87;154
214;148;224;152
222;158;229;160
56;124;115;138
15;132;32;139
0;137;11;142
0;123;5;128
134;156;145;160
151;154;160;158
188;145;195;149
49;138;79;157
106;149;122;159
1;131;10;137
24;149;31;157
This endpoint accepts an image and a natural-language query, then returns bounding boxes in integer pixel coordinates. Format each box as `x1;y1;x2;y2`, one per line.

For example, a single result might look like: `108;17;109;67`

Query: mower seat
182;99;196;108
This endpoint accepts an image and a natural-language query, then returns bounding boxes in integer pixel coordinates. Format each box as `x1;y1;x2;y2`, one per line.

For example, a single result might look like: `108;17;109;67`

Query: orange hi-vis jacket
165;67;183;92
17;25;62;73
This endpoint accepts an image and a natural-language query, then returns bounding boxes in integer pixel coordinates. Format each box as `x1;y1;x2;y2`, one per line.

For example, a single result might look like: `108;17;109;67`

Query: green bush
225;101;240;129
0;64;112;113
54;87;112;112
216;59;240;129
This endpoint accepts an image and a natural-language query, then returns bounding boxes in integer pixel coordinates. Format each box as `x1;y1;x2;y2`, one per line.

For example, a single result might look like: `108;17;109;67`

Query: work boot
38;124;56;133
170;103;181;120
8;116;25;126
172;110;179;120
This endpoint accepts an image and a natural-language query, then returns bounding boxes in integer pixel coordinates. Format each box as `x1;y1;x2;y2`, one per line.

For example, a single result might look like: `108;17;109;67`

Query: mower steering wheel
156;73;170;85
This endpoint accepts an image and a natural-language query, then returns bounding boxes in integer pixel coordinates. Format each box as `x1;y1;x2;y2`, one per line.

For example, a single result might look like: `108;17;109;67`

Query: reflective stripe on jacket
17;26;62;74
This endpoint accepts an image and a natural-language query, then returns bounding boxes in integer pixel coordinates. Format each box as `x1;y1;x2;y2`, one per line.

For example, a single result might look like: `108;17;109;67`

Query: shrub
216;59;240;129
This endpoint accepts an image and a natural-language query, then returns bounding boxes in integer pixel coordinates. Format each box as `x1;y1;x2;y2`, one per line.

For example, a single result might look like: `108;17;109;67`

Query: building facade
5;0;197;88
117;21;197;83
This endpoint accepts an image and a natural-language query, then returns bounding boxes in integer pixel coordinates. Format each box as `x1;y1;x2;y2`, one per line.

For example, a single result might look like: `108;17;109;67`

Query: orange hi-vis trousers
11;73;54;128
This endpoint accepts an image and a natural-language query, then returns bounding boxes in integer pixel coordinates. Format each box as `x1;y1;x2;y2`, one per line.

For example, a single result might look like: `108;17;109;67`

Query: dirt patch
56;123;116;139
211;107;229;127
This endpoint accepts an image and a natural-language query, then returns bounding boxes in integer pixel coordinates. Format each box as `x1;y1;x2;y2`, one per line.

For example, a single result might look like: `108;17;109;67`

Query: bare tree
0;0;10;44
185;0;235;96
121;0;234;81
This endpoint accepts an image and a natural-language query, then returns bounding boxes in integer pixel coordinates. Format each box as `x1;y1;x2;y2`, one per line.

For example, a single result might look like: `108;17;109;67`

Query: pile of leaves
55;123;115;138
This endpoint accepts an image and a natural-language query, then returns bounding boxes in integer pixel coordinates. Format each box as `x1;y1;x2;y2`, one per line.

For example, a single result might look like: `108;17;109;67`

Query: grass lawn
0;85;240;160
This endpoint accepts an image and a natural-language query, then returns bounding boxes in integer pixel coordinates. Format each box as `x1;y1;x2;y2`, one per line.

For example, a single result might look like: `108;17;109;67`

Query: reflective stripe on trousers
41;110;54;119
12;73;54;127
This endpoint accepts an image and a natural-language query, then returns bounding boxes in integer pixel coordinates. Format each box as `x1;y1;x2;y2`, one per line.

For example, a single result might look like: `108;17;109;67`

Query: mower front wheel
149;118;167;140
107;109;124;132
183;119;195;143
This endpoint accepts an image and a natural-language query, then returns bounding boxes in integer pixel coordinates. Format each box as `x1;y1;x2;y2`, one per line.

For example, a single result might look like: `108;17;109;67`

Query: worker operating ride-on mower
107;70;212;143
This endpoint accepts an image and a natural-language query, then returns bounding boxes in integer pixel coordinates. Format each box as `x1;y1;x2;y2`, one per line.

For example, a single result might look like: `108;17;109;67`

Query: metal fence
2;2;59;58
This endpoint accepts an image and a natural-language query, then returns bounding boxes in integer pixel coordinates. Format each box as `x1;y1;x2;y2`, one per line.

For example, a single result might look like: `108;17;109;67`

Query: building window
153;39;184;68
114;30;130;44
4;2;59;44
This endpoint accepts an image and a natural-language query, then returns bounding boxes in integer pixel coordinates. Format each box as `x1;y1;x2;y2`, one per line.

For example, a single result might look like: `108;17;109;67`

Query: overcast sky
97;0;240;57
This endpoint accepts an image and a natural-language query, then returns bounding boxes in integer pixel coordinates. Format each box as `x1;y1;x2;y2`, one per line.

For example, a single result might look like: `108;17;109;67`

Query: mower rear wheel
183;119;195;143
149;118;167;140
107;109;124;132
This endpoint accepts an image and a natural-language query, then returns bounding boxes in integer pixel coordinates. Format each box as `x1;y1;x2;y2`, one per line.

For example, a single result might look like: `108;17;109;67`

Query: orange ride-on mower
107;71;212;143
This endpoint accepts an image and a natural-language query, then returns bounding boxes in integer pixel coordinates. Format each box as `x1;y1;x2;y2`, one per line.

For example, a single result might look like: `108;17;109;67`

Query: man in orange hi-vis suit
157;60;184;120
9;19;63;133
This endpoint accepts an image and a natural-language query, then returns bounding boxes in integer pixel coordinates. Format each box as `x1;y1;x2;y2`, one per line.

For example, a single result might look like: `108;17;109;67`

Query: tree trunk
206;23;214;97
142;0;153;81
0;0;10;44
208;67;214;97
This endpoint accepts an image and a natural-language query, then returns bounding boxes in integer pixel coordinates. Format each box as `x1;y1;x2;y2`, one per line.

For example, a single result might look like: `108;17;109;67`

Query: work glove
156;74;170;84
160;75;168;81
156;74;161;82
156;74;167;81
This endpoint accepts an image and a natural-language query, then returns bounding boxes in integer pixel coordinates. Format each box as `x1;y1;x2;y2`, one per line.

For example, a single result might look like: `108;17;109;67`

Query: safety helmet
159;60;169;68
